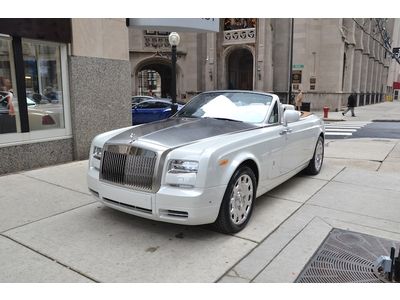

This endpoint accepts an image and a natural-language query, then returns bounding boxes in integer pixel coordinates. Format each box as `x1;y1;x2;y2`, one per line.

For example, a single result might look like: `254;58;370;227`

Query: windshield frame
176;91;276;125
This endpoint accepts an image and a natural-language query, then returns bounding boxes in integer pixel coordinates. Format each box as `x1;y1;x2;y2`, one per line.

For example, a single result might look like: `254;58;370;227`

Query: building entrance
227;48;253;90
137;62;172;98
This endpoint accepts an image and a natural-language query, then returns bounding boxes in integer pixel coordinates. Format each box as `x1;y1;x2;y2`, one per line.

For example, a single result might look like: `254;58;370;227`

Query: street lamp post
287;18;294;104
169;32;180;114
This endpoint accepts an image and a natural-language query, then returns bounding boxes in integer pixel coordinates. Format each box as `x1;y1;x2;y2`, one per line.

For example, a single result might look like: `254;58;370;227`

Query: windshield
177;92;273;124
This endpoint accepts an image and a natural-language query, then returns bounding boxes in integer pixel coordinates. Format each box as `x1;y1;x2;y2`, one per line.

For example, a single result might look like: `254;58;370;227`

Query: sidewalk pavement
314;99;400;122
0;101;400;282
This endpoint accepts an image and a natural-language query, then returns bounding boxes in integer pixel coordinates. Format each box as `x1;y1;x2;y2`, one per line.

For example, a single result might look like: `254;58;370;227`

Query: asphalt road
326;121;400;139
353;121;400;139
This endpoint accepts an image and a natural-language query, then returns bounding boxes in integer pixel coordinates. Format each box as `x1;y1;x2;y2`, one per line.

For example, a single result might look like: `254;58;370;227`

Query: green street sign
293;64;304;69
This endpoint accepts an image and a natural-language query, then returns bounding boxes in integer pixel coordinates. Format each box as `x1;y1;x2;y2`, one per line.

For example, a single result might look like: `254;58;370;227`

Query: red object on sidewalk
323;107;329;118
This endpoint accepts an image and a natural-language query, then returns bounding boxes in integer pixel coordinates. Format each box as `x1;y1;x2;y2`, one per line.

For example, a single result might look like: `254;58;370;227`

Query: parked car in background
132;99;184;125
27;102;62;130
131;95;153;105
0;91;61;132
88;90;325;233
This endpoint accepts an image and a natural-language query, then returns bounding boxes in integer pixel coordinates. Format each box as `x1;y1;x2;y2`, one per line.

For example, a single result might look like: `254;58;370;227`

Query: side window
268;102;279;124
153;101;169;108
23;41;65;131
137;102;151;109
0;37;18;134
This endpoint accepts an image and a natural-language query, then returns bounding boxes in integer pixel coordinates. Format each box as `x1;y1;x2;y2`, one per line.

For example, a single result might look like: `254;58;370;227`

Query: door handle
279;128;293;135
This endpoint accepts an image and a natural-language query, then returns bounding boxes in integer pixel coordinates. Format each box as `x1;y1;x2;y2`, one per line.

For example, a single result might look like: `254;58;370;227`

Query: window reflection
22;41;64;131
0;37;18;134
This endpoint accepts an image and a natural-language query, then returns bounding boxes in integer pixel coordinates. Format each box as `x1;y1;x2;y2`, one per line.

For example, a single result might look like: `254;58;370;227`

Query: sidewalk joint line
1;202;96;235
20;173;92;197
249;216;321;282
376;143;397;171
0;234;99;283
306;202;400;225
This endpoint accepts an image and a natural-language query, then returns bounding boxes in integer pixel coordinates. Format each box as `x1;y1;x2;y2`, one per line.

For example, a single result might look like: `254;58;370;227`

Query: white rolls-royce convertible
87;91;325;233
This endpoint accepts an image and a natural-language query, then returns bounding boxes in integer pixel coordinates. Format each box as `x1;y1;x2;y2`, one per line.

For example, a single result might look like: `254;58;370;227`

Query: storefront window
0;37;18;134
22;40;65;131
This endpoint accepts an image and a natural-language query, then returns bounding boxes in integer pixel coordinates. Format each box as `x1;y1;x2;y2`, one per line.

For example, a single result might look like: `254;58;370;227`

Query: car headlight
166;160;198;188
92;146;103;160
168;160;198;174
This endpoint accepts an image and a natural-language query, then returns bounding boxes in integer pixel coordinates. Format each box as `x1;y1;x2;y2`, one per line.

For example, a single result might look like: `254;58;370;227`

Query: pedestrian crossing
324;121;371;138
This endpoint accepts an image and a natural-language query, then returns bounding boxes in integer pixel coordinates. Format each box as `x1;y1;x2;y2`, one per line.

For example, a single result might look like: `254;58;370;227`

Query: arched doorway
136;59;172;98
227;48;254;90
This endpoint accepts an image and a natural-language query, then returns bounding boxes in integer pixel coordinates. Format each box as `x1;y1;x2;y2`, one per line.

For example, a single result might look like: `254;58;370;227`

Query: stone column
263;19;274;92
256;18;266;91
371;39;380;103
366;37;376;105
319;19;345;111
342;19;356;107
272;19;291;98
377;44;385;102
206;32;217;91
70;18;131;160
359;19;371;106
352;18;363;106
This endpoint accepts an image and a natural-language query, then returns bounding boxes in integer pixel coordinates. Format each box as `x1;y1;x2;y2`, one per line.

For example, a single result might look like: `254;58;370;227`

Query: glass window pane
22;40;65;131
0;37;18;134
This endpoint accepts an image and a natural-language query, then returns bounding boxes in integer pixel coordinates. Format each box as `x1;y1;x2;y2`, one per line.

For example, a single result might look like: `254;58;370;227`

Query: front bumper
87;167;226;225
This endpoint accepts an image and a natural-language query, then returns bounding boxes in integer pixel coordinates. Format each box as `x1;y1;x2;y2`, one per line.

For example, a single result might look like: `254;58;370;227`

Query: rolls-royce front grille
100;145;157;192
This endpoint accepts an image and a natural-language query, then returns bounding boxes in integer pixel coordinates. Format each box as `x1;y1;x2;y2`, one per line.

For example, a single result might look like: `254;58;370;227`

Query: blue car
132;99;183;125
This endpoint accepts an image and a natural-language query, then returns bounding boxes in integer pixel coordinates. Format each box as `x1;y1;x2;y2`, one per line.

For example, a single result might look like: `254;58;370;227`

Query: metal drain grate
296;229;400;283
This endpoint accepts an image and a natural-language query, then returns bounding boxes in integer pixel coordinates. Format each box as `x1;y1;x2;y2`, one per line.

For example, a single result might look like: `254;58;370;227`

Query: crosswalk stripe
325;132;353;136
325;128;357;132
325;124;368;126
324;121;371;138
325;126;362;129
325;123;370;126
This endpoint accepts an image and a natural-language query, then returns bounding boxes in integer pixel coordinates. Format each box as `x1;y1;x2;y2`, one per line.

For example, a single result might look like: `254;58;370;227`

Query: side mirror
283;110;300;126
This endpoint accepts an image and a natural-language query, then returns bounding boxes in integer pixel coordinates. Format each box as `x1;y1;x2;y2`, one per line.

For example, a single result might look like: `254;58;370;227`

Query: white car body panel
87;91;324;226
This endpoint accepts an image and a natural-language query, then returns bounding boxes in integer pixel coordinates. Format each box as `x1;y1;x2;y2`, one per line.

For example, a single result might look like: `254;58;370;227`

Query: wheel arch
220;154;260;190
319;132;325;141
237;159;259;188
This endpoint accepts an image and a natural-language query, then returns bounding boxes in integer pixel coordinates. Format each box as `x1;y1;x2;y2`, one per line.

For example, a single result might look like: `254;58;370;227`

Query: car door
155;101;172;120
132;101;159;124
280;115;315;174
258;100;287;191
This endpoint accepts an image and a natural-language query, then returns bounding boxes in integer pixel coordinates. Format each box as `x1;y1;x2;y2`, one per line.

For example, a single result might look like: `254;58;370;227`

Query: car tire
304;135;324;175
213;166;256;234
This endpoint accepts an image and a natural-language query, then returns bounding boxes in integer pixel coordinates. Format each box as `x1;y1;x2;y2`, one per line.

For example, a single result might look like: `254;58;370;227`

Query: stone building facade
129;18;400;110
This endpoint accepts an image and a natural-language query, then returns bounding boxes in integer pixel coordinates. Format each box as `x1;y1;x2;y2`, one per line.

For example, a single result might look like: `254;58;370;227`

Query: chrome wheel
229;174;253;225
314;138;324;172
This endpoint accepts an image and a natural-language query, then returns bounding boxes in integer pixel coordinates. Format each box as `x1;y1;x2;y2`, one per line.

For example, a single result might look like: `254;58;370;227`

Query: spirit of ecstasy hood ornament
129;132;136;144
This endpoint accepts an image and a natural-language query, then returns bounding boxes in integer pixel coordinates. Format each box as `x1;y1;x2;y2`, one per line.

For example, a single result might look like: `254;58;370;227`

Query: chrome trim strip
103;197;152;214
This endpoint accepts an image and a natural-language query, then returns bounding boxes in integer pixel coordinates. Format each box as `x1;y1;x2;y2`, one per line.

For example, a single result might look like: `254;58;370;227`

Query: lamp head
168;32;180;46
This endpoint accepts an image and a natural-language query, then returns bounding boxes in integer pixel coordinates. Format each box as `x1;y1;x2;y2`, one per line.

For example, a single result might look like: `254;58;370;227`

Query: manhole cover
296;229;400;283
